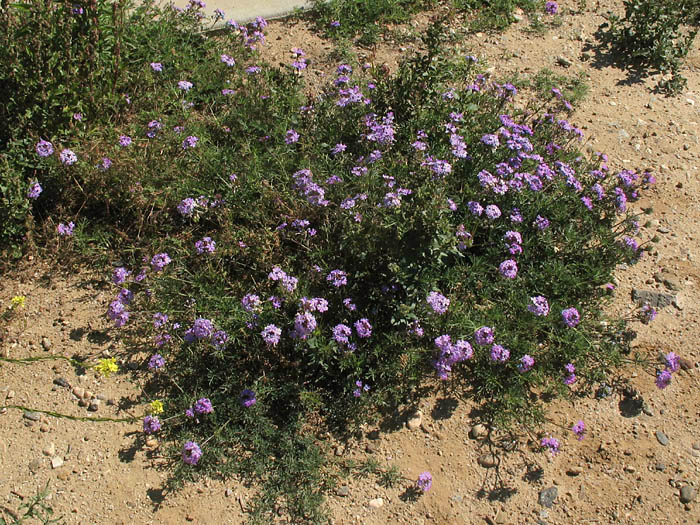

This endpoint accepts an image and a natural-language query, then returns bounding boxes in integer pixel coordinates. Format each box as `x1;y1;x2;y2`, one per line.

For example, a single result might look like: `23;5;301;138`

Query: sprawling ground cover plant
7;1;671;522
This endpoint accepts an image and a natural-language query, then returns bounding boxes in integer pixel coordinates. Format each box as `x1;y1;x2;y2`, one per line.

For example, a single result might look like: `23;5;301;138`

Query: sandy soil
1;1;699;523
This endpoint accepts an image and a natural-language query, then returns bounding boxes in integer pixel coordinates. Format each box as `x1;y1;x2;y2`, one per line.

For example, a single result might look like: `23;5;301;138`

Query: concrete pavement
171;0;315;25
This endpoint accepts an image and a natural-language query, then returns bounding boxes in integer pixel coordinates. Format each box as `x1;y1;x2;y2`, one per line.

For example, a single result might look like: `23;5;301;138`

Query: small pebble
42;443;56;457
539;487;558;508
368;498;383;509
407;410;422;430
336;486;349;497
53;377;70;388
478;454;498;468
680;485;697;504
23;411;41;422
88;400;100;412
41;337;51;351
50;456;64;469
655;431;669;446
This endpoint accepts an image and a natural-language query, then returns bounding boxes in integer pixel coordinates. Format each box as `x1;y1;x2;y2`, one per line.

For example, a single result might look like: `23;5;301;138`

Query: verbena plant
8;2;673;523
604;0;699;94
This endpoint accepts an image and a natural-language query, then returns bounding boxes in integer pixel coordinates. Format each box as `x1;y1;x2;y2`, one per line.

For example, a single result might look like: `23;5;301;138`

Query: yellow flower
10;295;26;309
94;357;119;377
149;400;164;415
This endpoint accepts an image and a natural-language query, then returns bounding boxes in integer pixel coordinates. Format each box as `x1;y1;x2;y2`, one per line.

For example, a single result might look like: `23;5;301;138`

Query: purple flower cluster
292;169;329;207
240;388;256;407
354;318;372;338
545;1;558;15
193;397;213;415
490;344;510;362
426;291;449;315
143;415;162;434
182;441;202;465
182;136;198;149
527;296;549;316
352;379;370;397
474;326;495;346
241;293;262;313
639;303;657;324
59;148;78;165
57;222;75;236
416;471;432;492
364;112;395;146
113;267;131;285
561;307;580;327
148;354;165;370
656;351;681;389
195;236;216;254
268;267;298;293
27;181;43;199
327;269;348;287
433;335;473;379
285;129;300;144
150;253;171;272
108;299;129;327
563;363;576;385
261;324;281;346
572;420;585;441
499;259;518;279
518;354;535;373
541;436;560;456
293;311;317;339
36;139;54;157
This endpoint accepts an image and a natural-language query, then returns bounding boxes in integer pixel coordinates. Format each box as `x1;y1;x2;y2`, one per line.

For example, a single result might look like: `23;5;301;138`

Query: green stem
1;404;138;423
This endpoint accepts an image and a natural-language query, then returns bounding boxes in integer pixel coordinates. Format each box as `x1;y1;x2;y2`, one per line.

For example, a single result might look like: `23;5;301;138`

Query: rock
680;486;697;504
78;398;89;408
406;410;422;430
41;337;51;351
6;390;15;400
469;424;487;440
224;488;233;497
655;431;669;446
72;387;85;399
365;442;378;454
556;56;572;67
145;438;158;448
655;462;666;472
631;289;675;309
618;129;630;140
662;277;680;291
672;295;684;310
539;487;558;508
368;498;383;509
29;458;43;474
23;411;41;422
42;443;56;457
336;485;349;497
334;445;345;456
53;377;70;388
88;399;100;412
566;466;583;476
678;357;693;371
478;453;498;468
624;465;636;474
50;456;64;469
693;443;700;451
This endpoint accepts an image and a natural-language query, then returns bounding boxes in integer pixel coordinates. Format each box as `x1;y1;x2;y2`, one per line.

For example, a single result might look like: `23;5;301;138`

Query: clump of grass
602;0;699;94
4;2;672;523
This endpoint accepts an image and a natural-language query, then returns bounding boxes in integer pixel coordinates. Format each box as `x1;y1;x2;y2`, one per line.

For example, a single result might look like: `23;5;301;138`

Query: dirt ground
1;1;699;523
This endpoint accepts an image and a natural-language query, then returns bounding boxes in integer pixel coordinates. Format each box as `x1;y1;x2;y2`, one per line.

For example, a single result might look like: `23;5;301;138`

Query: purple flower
417;471;432;492
143;415;162;434
118;288;133;305
352;379;370;397
150;62;163;72
107;299;129;327
178;80;193;91
480;134;500;148
148;354;165;370
545;1;558;14
561;307;580;327
59;148;78;165
474;326;495;346
178;197;197;217
193;397;213;415
97;157;112;171
182;441;202;465
182;136;198;149
640;304;657;324
518;354;535;373
327;269;348;287
192;318;214;339
534;215;550;230
485;204;501;220
294;312;317;339
354;318;372;338
655;369;672;389
36;139;54;157
57;221;75;236
246;66;262;74
330;20;340;27
343;298;356;311
119;135;132;147
261;324;282;346
499;259;518;279
527;296;549;316
331;143;346;155
150;253;171;271
195;236;216;254
72;112;81;121
285;129;300;144
426;291;450;315
332;324;352;346
240;389;256;407
572;420;585;441
664;352;680;373
541;436;560;456
490;344;510;362
113;267;131;285
152;313;168;329
220;54;235;66
212;330;228;349
564;363;577;385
